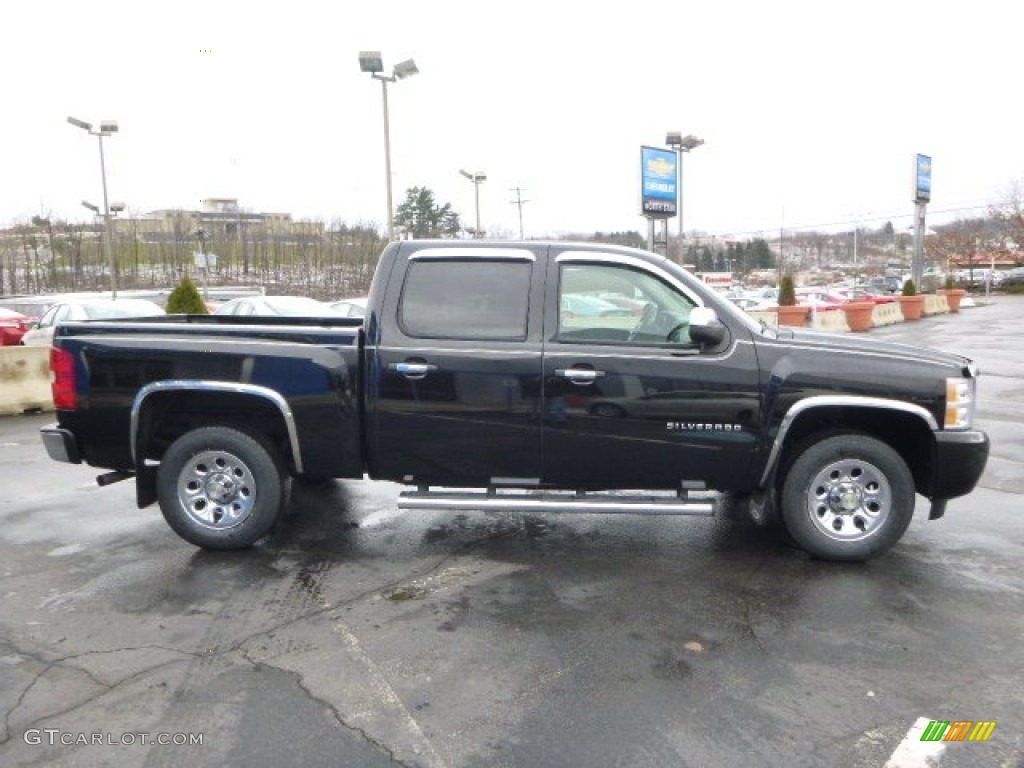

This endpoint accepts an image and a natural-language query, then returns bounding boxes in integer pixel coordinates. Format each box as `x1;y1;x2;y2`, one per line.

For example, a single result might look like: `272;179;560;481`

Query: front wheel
157;426;287;550
780;434;915;561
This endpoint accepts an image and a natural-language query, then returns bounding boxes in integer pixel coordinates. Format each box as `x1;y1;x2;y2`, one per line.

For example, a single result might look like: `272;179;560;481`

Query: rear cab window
399;258;532;340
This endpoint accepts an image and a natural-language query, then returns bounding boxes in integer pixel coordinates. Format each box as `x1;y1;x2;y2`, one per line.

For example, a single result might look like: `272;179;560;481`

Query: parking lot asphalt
0;297;1021;767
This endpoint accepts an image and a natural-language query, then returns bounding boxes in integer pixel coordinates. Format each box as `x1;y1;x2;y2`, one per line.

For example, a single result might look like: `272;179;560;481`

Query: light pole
459;169;486;238
68;116;119;297
359;51;418;242
665;132;704;264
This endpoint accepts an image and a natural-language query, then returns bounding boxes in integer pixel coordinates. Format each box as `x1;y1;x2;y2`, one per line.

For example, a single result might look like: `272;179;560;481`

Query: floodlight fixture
358;51;383;73
460;169;487;238
69;114;120;296
665;131;705;263
393;59;419;80
359;51;420;240
680;134;704;151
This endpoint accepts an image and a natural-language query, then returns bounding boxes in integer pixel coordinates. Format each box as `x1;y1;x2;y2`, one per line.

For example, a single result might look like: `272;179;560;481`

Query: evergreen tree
394;187;461;238
166;276;208;314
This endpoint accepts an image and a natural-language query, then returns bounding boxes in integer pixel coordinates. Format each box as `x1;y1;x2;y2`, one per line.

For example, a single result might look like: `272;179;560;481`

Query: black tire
780;433;915;561
157;426;287;550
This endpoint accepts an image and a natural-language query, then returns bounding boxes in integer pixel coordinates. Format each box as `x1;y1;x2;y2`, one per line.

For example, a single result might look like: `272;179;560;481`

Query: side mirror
689;307;726;347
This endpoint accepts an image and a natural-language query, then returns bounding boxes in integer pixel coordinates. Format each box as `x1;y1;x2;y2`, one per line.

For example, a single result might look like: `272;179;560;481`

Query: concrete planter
899;295;926;321
938;288;967;313
842;302;875;332
775;305;810;327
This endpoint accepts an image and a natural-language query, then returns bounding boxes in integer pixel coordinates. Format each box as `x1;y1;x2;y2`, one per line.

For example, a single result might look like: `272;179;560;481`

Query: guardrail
0;347;53;416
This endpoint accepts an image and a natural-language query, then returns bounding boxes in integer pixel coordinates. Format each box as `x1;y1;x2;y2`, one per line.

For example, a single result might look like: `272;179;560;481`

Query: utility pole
509;187;529;239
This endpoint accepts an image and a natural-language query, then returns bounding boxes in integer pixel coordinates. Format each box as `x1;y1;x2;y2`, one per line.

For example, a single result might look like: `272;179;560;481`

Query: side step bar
398;490;716;516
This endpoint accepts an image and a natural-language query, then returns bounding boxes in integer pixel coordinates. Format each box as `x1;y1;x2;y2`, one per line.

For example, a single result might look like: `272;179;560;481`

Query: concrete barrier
0;346;53;416
811;308;850;332
748;310;778;327
923;295;950;316
872;302;903;327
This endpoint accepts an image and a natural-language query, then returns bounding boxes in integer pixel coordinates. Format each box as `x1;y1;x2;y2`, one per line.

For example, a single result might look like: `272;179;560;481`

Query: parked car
867;275;903;294
824;288;897;305
1000;267;1024;288
214;296;345;317
328;297;368;318
729;296;777;312
0;307;34;346
560;294;634;318
20;298;165;346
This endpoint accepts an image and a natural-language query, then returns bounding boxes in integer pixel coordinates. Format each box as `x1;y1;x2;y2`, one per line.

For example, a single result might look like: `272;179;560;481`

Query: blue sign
914;153;932;203
641;146;677;217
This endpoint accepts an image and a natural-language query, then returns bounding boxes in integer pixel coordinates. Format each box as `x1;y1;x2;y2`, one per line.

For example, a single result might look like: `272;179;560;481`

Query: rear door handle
556;368;605;385
389;362;438;380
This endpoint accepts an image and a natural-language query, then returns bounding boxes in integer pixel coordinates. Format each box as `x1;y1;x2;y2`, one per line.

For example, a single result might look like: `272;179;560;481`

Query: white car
20;298;165;346
328;297;368;318
214;296;344;317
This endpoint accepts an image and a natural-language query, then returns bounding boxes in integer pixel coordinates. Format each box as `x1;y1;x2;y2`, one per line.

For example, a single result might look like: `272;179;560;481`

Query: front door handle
389;362;438;380
556;368;605;385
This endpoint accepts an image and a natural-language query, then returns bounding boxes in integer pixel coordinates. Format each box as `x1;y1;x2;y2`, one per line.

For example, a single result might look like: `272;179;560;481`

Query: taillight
50;347;77;410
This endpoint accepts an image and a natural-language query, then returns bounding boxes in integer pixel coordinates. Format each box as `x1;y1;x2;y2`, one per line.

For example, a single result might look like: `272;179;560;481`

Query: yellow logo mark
648;157;674;176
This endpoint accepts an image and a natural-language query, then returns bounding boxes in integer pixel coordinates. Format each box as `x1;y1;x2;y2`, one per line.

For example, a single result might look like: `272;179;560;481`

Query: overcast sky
3;1;1021;241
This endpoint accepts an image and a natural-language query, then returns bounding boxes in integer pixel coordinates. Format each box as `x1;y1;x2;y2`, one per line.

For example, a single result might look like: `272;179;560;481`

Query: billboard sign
641;146;677;217
914;153;932;203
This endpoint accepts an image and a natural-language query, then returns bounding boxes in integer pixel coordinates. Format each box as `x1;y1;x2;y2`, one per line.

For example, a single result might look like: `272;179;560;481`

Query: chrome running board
398;489;716;516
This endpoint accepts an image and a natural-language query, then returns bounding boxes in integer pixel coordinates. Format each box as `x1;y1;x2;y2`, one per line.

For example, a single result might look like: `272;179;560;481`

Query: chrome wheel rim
176;449;256;530
806;458;891;541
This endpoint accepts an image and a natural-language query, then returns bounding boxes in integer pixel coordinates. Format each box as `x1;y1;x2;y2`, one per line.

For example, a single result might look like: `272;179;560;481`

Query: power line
710;202;996;241
509;187;529;239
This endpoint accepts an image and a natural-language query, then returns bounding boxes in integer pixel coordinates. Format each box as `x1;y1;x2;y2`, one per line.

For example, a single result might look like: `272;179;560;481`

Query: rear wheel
780;433;915;561
157;426;287;550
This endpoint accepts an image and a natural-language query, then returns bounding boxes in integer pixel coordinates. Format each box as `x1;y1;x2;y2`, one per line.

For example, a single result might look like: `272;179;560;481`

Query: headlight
945;377;975;430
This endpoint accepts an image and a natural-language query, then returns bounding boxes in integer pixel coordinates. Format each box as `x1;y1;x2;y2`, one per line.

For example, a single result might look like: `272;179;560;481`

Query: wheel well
137;391;295;472
774;406;934;495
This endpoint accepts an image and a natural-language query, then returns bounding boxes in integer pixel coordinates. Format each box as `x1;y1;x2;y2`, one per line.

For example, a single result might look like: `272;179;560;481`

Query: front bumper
932;429;989;500
41;424;82;465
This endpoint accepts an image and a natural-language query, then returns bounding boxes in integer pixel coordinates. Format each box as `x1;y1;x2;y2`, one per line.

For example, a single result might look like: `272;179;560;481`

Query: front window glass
558;262;699;345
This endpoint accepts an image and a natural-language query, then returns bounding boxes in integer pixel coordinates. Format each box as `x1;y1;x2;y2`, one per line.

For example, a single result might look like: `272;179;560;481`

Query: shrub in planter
166;276;209;314
899;279;925;320
779;275;797;306
775;275;808;326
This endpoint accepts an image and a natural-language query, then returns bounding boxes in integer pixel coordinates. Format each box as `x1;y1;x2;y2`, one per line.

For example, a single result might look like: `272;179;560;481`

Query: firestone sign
640;146;677;217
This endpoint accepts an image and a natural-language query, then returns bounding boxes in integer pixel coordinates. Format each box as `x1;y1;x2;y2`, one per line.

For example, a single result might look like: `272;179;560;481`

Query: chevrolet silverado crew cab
40;240;989;561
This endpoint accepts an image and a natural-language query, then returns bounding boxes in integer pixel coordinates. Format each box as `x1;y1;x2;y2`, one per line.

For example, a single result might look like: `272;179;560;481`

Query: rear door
368;245;545;486
540;250;760;491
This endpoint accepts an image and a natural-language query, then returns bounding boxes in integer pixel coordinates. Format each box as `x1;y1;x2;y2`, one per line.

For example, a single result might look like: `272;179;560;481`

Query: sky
3;0;1022;242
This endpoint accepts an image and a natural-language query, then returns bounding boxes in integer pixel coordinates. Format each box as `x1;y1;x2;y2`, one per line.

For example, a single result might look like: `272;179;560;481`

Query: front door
541;252;760;491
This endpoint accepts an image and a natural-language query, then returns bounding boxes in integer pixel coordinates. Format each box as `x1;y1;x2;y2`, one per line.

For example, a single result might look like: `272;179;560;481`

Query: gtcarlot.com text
23;729;203;747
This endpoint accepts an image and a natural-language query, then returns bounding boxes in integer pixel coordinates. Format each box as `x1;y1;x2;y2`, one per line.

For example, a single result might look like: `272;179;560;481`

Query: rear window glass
400;259;530;340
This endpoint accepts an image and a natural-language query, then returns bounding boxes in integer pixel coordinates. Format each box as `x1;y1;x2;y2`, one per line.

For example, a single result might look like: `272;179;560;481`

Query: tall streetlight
459;169;486;238
359;51;419;242
666;132;704;264
68;116;119;296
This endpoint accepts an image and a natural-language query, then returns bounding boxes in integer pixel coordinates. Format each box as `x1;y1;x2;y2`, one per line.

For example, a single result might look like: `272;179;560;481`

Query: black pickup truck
41;240;989;561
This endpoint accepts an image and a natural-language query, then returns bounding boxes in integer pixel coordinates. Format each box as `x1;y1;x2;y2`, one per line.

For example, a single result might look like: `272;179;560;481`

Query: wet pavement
1;297;1022;767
